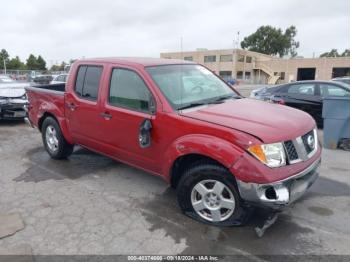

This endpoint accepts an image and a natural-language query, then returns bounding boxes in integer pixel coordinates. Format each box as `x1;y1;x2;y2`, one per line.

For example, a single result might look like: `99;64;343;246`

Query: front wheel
41;117;74;159
176;163;248;226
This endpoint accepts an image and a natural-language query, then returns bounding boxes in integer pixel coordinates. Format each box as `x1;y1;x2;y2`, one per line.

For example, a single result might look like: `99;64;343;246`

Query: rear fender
38;102;73;144
163;134;245;182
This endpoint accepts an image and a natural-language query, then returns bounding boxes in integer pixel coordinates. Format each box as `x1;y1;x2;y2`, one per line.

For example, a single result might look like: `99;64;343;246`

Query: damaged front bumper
0;99;28;119
236;157;321;210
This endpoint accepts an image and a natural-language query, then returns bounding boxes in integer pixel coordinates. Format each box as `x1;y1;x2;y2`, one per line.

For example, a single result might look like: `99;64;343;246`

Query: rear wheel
340;138;350;151
42;117;74;159
177;163;248;226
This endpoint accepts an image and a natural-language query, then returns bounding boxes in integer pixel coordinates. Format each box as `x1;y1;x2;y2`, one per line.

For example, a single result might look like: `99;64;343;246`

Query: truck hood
182;98;315;144
0;83;29;98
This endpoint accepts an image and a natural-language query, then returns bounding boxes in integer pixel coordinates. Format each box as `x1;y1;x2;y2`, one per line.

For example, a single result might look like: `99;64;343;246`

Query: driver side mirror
139;119;152;148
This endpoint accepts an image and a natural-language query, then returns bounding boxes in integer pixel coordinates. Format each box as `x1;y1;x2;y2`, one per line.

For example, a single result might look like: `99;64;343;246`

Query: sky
1;0;349;66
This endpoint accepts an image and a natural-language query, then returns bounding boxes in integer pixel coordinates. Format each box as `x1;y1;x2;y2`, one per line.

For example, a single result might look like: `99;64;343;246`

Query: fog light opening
265;187;277;200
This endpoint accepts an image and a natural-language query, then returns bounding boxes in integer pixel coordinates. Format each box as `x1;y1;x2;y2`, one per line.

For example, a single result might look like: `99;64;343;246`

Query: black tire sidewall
41;117;70;159
177;164;248;226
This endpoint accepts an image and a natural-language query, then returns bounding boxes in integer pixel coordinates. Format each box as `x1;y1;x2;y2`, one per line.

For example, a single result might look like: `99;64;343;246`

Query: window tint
75;66;87;96
220;55;232;62
204;55;216;63
109;69;152;113
237;55;245;62
184;56;193;61
320;84;350;97
82;66;102;100
287;84;315;95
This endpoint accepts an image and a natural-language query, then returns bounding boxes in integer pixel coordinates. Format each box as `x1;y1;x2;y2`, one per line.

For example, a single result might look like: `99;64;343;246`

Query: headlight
248;142;286;168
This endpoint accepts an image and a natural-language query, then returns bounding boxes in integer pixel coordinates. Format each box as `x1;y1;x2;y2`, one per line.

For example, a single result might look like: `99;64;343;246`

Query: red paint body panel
183;99;315;144
26;58;319;186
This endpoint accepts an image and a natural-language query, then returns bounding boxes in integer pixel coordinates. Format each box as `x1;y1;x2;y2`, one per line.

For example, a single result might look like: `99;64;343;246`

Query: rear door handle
100;112;112;120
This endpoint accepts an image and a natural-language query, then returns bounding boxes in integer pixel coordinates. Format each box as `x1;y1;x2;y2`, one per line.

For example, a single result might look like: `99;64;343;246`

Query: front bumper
236;157;321;210
0;101;27;119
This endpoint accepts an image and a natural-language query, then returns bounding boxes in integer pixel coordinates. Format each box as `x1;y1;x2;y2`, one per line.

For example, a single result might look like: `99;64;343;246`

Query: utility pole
3;58;6;75
180;36;183;59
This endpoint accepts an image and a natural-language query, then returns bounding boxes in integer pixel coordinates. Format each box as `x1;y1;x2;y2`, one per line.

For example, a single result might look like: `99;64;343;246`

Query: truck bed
25;83;66;128
30;83;66;92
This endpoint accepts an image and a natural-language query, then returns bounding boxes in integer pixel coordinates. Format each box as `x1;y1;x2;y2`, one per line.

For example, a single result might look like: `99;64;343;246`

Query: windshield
146;64;238;110
0;75;15;83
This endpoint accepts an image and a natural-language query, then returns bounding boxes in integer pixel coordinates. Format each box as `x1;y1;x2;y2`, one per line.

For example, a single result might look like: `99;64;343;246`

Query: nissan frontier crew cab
25;58;321;226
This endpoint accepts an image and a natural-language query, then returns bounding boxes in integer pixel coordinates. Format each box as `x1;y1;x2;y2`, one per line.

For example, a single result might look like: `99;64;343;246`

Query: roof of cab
77;57;195;67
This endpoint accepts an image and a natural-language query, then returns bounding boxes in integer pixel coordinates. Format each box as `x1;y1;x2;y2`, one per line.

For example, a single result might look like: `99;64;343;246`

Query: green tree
320;49;340;58
241;25;300;57
26;54;38;70
0;49;10;69
7;56;26;70
341;49;350;57
49;64;61;72
36;55;47;70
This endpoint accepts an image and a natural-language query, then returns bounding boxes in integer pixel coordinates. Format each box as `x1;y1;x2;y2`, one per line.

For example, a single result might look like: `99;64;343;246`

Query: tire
41;117;74;159
176;162;249;226
340;138;350;151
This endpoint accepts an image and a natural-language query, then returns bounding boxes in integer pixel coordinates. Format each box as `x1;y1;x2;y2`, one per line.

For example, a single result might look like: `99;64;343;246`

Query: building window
280;72;285;80
245;72;251;80
184;56;193;61
219;71;232;81
237;71;243;79
220;55;233;62
204;55;216;63
238;55;245;62
246;56;252;63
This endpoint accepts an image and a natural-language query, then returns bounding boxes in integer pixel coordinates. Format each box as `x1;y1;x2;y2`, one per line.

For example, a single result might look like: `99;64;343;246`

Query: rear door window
74;65;102;101
287;84;315;95
320;84;350;97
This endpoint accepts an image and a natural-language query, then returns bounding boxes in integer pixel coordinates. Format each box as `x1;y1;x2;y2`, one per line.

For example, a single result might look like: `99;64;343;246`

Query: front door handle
66;102;77;111
100;112;112;120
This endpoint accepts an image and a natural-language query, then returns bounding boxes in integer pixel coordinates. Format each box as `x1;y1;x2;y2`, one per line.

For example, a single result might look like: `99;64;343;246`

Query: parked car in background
252;80;350;127
332;77;350;85
250;85;279;100
32;75;53;85
26;58;321;226
51;73;68;84
0;75;29;120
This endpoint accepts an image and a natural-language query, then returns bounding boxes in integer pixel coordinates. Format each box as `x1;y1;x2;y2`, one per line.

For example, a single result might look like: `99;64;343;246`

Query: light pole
3;58;6;75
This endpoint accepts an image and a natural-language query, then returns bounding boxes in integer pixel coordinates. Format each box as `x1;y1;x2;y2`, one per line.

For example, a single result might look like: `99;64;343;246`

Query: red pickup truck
26;58;321;226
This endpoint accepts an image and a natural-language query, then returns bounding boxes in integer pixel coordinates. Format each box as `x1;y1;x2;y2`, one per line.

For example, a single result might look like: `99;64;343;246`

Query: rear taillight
276;99;285;105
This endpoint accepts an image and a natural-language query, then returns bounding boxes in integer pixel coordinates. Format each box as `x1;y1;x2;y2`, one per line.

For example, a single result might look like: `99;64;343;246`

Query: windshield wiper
209;94;237;104
177;102;208;110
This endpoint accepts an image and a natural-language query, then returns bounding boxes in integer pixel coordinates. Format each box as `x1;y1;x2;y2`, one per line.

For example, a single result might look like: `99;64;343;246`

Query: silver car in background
0;75;29;120
50;73;68;84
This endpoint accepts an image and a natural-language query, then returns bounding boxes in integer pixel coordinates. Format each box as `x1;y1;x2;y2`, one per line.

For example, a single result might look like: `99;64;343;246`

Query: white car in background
0;75;29;120
51;74;68;84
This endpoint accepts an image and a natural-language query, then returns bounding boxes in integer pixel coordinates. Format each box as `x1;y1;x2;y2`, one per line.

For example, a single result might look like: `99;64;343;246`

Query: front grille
301;130;315;154
284;140;299;161
283;129;317;165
